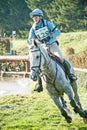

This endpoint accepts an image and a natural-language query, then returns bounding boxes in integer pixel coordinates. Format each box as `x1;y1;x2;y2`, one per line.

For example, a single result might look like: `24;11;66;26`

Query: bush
66;47;75;56
66;47;87;68
0;37;10;55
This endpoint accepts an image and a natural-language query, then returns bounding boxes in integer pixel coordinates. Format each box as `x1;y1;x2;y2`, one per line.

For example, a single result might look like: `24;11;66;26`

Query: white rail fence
74;68;87;73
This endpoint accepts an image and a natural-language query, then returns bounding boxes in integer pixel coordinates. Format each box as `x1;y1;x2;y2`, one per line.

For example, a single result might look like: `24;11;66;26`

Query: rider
27;8;77;92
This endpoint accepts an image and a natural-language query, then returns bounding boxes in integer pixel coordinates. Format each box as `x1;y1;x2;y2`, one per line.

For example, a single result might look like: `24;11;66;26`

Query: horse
29;39;87;123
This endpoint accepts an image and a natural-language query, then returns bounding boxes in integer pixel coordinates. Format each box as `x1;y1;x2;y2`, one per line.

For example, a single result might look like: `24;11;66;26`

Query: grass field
12;31;87;56
0;82;87;130
58;31;87;56
0;31;87;130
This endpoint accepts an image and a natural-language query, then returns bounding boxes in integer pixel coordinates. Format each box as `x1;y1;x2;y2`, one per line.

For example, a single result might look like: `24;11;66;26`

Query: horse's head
29;39;47;81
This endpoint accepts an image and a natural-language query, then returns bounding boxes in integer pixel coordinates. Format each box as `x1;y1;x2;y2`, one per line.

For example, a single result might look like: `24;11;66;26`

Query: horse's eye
36;55;39;59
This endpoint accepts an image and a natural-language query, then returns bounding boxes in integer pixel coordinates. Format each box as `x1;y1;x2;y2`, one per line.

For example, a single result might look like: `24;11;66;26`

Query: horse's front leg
70;80;83;110
51;95;72;123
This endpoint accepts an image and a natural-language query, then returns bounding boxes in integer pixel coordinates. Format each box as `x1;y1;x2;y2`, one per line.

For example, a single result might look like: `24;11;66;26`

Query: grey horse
29;39;87;123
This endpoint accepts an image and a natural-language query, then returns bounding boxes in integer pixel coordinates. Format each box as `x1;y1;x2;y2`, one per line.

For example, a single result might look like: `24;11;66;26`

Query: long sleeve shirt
27;19;61;45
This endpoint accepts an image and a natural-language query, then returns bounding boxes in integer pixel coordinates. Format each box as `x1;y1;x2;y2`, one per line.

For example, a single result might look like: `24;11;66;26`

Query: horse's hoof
66;116;72;123
79;110;87;118
62;109;72;123
83;110;87;118
73;108;78;113
83;118;87;124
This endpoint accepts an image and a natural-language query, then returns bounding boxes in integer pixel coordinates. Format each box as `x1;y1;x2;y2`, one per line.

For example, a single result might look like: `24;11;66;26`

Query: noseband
30;47;42;73
30;45;51;75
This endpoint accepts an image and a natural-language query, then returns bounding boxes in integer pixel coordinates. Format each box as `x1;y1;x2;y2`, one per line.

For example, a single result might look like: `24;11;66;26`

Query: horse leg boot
34;76;43;92
63;59;82;110
63;59;83;109
63;59;77;81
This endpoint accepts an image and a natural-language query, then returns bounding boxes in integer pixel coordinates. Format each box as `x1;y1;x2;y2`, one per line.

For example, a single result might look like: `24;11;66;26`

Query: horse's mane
29;39;63;67
29;39;50;59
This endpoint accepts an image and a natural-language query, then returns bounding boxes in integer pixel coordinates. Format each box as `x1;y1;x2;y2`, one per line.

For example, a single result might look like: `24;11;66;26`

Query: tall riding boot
34;76;43;92
63;59;77;81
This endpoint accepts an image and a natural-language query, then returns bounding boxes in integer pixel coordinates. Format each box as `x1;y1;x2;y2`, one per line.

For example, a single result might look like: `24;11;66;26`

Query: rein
30;48;42;72
42;61;58;86
30;45;58;87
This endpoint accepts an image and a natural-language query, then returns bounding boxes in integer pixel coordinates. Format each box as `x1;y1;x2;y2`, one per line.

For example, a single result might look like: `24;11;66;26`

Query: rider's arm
27;27;35;45
45;20;61;45
47;21;61;38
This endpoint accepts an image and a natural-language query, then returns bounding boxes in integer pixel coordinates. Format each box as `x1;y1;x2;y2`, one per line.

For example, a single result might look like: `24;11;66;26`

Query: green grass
12;31;87;56
12;39;28;55
0;85;87;130
58;31;87;56
0;72;87;130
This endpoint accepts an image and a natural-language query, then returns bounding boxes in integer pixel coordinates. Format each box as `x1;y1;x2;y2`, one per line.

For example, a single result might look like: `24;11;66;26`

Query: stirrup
69;74;77;81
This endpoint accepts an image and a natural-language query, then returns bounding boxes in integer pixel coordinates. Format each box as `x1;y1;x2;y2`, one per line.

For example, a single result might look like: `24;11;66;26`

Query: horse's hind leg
70;80;83;110
65;85;87;119
60;95;67;108
70;81;87;123
52;95;72;123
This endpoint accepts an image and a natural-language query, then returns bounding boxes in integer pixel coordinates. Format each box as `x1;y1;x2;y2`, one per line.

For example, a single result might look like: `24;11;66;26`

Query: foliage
0;0;30;37
0;0;87;38
12;39;28;55
0;37;10;55
67;50;87;68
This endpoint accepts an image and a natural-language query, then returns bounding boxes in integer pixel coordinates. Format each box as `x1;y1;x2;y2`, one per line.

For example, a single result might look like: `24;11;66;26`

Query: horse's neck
39;45;57;77
40;45;51;64
42;54;56;76
42;60;57;84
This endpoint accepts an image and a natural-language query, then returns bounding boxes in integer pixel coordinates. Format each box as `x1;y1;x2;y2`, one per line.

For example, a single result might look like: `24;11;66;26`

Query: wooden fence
0;55;30;78
0;55;87;78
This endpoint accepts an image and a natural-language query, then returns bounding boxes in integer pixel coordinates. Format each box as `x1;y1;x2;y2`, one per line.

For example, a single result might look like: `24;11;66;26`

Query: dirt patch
0;77;32;97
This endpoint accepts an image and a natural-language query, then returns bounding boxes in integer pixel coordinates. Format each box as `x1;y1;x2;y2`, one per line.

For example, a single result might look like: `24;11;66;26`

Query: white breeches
47;42;64;62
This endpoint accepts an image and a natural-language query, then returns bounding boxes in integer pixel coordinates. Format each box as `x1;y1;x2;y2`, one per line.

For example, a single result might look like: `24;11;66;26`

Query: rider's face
32;16;41;24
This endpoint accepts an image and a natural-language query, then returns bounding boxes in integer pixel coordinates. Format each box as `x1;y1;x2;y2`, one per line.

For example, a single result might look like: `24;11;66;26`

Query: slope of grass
0;72;87;130
12;39;28;55
12;31;87;56
58;31;87;56
0;85;87;130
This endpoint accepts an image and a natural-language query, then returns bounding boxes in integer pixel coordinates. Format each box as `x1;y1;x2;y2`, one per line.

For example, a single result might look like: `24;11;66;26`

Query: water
0;77;33;97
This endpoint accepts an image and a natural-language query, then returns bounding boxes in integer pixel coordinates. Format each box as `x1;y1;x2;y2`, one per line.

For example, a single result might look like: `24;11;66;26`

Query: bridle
30;46;51;74
30;45;58;87
30;43;64;95
30;48;41;74
30;46;46;74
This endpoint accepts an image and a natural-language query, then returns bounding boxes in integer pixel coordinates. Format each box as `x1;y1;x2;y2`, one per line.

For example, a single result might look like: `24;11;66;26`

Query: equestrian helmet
30;8;43;18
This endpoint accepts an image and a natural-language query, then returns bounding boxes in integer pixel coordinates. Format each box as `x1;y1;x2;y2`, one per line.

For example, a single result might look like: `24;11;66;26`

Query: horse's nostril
33;76;37;81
